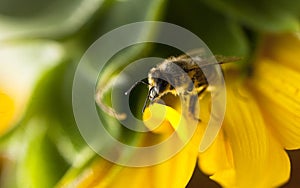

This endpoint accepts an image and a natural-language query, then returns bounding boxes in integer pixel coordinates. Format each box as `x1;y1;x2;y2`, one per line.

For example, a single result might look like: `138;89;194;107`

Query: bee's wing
176;49;241;69
214;55;242;65
176;48;206;59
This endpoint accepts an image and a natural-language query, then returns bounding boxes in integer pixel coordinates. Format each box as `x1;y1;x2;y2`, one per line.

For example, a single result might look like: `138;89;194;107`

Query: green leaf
0;0;106;41
4;120;69;188
201;0;300;32
93;0;167;126
25;61;88;162
166;0;249;57
95;0;168;81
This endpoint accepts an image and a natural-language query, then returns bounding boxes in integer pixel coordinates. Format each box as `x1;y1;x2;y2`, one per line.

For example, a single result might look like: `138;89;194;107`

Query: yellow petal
0;92;15;134
58;103;202;188
143;103;180;135
210;169;236;188
263;134;290;187
197;94;233;176
206;81;290;187
250;59;300;149
260;34;300;72
198;128;233;176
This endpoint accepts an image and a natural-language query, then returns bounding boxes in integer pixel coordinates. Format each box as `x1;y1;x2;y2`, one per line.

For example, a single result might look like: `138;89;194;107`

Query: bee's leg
188;85;208;122
197;85;208;98
189;94;201;122
182;92;201;121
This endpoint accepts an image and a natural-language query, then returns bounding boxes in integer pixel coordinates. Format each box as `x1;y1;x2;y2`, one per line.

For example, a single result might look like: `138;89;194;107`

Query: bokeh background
0;0;299;187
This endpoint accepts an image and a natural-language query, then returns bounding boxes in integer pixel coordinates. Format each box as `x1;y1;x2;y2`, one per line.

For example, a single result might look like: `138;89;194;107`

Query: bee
125;50;240;119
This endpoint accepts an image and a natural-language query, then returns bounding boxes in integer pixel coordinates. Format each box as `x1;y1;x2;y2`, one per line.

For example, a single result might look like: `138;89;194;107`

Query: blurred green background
0;0;299;187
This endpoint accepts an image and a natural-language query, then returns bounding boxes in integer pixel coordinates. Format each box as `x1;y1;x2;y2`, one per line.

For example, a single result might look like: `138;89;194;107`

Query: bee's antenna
125;80;149;95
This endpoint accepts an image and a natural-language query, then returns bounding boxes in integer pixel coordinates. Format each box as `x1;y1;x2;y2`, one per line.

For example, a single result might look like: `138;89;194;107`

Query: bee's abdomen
190;68;208;87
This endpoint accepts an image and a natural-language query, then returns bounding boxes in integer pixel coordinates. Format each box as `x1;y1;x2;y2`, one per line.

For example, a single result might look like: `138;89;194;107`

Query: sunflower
1;0;300;187
57;33;300;188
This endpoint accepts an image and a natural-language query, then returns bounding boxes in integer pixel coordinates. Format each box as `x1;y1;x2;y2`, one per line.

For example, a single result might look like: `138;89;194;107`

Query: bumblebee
125;50;240;118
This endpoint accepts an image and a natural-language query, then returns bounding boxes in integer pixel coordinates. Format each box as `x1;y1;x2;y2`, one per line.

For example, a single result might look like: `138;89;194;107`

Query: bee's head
124;78;168;113
148;78;168;99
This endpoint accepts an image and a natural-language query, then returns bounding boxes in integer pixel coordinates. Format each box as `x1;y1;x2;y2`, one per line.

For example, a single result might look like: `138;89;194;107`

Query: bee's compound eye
149;87;158;100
